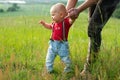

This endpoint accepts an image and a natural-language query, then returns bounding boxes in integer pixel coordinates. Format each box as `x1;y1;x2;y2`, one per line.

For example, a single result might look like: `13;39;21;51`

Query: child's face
50;6;67;23
50;10;62;23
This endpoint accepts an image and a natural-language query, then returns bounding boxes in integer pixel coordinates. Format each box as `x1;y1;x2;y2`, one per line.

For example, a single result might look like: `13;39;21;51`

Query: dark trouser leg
84;0;120;71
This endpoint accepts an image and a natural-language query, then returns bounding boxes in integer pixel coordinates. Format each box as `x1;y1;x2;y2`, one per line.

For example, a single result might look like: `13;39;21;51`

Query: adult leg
81;4;98;73
81;0;120;74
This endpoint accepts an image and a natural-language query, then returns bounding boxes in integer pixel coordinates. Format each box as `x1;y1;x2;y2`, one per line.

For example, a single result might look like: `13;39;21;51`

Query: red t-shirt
51;18;71;41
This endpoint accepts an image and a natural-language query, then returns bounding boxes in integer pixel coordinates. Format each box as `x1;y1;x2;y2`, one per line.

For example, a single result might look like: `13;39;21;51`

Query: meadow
0;3;120;80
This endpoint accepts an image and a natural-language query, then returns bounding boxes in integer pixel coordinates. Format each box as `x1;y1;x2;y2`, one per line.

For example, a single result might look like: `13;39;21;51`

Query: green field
0;4;120;80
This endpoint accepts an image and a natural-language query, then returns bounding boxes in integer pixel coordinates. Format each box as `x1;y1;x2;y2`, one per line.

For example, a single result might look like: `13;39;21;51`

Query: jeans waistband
50;39;67;42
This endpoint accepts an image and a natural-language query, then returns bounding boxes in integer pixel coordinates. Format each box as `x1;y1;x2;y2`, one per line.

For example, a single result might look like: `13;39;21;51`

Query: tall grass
0;4;120;80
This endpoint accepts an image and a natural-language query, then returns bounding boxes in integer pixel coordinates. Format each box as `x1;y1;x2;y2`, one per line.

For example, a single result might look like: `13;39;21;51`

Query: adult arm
77;0;98;13
66;0;78;10
67;0;98;18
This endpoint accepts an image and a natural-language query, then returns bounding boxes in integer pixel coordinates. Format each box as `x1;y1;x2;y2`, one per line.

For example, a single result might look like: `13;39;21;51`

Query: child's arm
39;20;52;30
69;18;75;25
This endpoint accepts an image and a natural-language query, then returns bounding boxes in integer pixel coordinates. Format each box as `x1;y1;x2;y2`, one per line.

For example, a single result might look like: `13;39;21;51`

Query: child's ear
61;12;67;18
60;13;64;17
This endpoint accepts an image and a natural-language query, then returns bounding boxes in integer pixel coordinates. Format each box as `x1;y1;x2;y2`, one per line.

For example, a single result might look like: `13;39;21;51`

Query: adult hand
66;8;79;19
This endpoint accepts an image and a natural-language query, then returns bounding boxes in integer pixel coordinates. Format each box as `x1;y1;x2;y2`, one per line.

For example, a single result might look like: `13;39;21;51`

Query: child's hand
39;20;52;29
39;20;45;25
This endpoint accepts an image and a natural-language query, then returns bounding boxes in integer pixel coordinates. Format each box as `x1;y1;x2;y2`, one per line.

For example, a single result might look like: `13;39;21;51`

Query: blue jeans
46;40;71;72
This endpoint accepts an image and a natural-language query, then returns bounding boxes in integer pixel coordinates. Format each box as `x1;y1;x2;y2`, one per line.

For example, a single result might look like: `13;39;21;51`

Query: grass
0;3;120;80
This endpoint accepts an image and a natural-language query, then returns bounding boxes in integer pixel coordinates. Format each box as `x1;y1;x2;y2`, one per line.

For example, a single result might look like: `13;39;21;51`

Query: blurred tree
0;9;4;12
7;3;20;12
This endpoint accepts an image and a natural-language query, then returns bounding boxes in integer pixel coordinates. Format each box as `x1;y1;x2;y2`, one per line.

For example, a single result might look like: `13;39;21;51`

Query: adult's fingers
67;8;74;13
66;8;79;19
